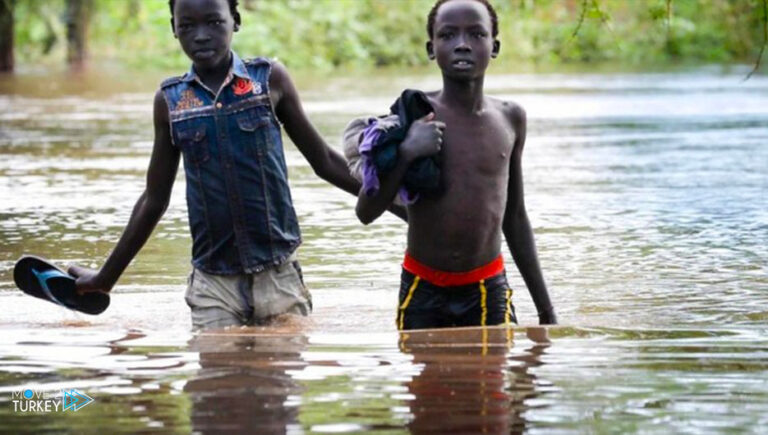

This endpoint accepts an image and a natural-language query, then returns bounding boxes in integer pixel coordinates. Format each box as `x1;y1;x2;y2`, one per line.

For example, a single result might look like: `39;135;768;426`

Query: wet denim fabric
161;52;301;274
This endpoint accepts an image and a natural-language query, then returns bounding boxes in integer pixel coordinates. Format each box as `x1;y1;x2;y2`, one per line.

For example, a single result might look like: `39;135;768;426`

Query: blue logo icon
62;389;94;412
23;389;33;399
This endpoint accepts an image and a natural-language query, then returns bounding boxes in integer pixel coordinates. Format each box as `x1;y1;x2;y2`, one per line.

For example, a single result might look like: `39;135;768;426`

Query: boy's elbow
310;160;326;178
356;209;374;226
307;149;334;178
355;203;376;225
313;166;337;187
505;204;528;223
143;195;170;219
502;207;527;232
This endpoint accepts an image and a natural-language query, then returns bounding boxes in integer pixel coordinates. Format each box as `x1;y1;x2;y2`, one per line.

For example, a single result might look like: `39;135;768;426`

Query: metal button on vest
215;102;222;109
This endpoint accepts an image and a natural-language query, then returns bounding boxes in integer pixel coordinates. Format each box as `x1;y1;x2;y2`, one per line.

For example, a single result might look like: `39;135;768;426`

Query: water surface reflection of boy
400;327;550;434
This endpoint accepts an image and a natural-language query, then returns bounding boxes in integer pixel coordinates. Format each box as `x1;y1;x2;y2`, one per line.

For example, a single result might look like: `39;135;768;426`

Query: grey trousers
184;253;312;330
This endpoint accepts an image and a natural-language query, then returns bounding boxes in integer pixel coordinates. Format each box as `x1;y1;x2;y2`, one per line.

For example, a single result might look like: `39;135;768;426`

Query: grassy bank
11;0;767;73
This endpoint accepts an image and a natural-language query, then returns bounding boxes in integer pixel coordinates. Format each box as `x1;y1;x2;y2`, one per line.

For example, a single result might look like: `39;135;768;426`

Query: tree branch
593;0;614;36
745;0;767;81
569;0;589;39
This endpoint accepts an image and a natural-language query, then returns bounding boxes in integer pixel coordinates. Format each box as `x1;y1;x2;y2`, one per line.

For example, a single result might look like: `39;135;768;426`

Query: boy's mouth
452;59;475;70
193;49;217;60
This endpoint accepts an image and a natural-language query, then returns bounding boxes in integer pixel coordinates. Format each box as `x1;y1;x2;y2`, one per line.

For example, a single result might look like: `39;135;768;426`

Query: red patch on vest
232;78;254;96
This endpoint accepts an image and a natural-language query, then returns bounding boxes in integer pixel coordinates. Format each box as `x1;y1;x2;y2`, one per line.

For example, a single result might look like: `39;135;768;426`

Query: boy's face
427;0;499;80
173;0;238;70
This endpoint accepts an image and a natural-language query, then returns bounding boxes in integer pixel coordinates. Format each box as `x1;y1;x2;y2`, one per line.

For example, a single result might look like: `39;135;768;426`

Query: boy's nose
454;35;471;52
193;30;211;44
454;42;471;52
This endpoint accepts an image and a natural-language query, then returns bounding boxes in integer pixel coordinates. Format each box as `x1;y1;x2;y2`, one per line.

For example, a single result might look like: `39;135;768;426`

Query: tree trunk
0;0;13;73
66;0;92;69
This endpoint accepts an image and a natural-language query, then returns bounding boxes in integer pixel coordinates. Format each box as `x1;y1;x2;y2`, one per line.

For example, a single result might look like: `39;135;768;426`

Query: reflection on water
399;327;547;434
186;332;308;434
1;67;767;432
1;326;766;433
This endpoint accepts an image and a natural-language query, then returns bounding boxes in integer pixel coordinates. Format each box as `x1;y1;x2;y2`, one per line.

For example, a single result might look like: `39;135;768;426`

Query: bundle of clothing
342;89;442;205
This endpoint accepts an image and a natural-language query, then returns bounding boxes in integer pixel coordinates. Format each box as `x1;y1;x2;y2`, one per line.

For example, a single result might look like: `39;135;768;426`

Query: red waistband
403;253;504;287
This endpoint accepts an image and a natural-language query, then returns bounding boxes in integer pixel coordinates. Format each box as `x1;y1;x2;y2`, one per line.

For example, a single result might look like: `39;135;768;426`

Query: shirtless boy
356;0;557;329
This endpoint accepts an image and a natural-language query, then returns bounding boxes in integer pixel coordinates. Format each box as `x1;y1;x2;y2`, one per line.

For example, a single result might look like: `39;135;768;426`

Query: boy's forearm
356;156;412;225
97;192;167;288
505;214;555;320
312;148;406;222
313;147;363;196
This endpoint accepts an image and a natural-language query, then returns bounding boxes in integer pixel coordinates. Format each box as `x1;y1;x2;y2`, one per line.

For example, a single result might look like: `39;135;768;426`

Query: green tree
6;0;768;76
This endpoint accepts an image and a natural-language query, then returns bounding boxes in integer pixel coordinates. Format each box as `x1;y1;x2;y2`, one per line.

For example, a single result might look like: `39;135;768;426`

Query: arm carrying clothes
344;90;445;224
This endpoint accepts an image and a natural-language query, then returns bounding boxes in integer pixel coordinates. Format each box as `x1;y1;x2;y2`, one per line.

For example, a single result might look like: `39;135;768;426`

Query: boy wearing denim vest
67;0;387;330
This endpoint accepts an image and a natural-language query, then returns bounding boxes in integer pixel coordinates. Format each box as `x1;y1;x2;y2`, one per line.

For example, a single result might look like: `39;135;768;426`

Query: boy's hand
538;307;558;325
68;265;112;294
401;113;445;162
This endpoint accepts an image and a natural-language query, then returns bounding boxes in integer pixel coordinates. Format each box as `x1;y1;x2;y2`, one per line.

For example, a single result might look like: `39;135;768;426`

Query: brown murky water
1;66;767;433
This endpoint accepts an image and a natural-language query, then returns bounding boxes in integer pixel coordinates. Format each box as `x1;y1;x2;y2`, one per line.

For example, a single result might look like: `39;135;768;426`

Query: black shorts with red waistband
397;253;518;331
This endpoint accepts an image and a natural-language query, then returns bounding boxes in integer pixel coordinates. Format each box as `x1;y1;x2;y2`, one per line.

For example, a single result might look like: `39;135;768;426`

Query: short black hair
168;0;239;19
427;0;498;39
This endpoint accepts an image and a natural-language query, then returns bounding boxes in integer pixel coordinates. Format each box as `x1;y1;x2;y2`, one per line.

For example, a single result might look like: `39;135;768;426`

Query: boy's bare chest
439;115;515;174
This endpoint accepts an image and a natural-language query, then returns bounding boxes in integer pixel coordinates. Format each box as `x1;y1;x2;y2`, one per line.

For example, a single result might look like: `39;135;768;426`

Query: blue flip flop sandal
13;255;110;315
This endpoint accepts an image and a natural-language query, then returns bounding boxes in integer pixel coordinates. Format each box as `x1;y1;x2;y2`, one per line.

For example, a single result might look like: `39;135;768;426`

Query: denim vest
161;52;301;275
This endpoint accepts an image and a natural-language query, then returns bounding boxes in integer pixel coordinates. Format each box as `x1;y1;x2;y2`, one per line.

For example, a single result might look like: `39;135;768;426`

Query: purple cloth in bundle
359;121;382;197
359;120;419;205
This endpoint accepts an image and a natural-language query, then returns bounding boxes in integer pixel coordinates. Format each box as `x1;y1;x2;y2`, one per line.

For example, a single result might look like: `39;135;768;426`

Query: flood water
0;66;767;433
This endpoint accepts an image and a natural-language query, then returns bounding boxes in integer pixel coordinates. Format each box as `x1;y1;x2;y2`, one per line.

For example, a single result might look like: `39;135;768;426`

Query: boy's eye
473;31;488;38
178;23;192;31
438;32;453;40
209;19;225;26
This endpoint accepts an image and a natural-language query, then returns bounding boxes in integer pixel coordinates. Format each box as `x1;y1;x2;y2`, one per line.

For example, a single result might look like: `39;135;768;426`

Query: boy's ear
233;12;241;32
170;18;177;38
491;40;500;58
426;41;435;60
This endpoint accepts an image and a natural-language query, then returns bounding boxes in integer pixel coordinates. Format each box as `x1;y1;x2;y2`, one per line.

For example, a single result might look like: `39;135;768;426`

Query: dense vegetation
9;0;768;72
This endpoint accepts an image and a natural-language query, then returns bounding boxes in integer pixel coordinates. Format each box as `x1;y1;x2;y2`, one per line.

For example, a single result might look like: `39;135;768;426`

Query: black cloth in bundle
371;89;442;195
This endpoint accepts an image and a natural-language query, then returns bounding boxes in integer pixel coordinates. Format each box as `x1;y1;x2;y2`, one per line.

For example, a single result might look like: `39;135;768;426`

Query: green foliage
10;0;768;71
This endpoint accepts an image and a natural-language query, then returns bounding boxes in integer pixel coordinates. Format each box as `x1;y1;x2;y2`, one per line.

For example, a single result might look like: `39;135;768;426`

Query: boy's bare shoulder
423;90;441;109
488;96;526;131
265;59;293;100
153;88;166;107
153;89;170;124
268;59;285;78
156;75;183;119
